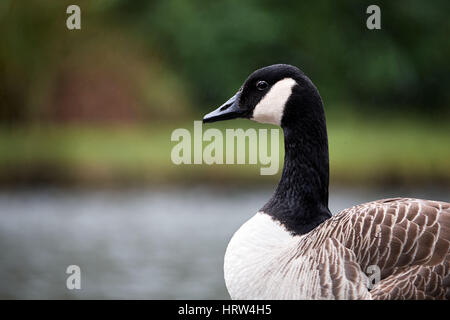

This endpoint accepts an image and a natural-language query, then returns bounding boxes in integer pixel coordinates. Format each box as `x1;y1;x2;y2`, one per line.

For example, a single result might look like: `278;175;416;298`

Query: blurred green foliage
109;0;450;112
0;1;449;186
1;119;448;186
1;0;450;124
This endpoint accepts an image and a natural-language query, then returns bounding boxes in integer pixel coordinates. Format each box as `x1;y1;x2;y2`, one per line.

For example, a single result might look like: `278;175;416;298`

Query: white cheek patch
251;78;297;125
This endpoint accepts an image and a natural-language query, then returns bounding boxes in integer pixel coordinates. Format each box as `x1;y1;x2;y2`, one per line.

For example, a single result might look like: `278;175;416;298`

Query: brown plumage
299;198;450;299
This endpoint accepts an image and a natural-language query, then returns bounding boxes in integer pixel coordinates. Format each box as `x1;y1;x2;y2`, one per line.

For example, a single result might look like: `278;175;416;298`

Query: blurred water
0;186;448;299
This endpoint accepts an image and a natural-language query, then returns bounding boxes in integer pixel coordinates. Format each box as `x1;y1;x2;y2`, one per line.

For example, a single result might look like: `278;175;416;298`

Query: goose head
203;64;324;131
203;64;331;235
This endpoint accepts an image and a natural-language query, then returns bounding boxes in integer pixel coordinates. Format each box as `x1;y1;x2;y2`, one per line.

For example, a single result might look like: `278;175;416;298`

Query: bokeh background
0;0;449;299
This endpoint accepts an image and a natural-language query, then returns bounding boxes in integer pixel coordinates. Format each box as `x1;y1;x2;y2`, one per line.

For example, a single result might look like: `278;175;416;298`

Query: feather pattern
224;198;450;299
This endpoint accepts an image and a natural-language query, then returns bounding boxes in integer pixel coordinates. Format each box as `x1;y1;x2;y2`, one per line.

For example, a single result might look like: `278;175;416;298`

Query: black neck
261;90;331;235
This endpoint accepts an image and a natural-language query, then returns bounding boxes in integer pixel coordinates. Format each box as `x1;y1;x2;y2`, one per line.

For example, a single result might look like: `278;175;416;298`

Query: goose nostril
220;105;230;111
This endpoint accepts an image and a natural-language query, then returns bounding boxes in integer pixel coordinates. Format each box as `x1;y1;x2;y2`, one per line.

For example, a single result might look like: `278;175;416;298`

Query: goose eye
256;80;268;91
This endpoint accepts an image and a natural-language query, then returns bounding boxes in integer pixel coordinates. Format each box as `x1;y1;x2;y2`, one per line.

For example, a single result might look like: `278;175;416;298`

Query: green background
1;0;449;187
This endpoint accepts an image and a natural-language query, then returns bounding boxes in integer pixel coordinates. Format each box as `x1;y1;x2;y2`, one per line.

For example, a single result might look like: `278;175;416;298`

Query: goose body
225;200;450;299
203;64;450;300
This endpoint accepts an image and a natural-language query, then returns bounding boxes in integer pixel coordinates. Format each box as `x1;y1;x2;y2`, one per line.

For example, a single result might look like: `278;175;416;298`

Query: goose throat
261;93;332;235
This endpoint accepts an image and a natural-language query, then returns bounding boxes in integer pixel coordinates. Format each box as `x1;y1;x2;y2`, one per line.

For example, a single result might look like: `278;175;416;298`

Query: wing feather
305;198;450;299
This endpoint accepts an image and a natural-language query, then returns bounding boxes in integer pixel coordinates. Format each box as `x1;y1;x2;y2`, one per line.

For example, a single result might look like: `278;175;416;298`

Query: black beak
203;92;245;123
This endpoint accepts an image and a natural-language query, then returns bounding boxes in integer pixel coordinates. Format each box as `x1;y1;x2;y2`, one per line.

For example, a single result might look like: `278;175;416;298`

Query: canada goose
202;64;450;300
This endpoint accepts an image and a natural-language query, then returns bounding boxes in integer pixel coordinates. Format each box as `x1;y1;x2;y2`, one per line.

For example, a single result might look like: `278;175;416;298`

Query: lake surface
0;186;448;299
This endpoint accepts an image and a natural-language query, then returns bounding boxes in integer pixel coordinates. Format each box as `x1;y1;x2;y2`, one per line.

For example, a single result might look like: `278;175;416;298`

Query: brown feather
301;198;450;299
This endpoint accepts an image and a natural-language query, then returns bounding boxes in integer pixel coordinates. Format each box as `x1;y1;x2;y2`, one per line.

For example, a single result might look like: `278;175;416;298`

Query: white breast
224;212;319;299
